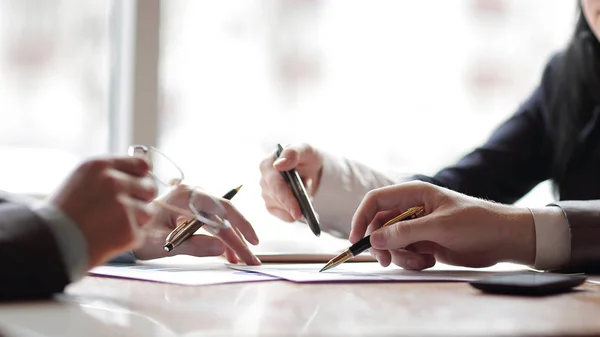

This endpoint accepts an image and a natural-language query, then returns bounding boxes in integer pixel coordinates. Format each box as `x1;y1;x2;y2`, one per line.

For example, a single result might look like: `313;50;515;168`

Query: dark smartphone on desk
276;144;321;237
469;272;586;296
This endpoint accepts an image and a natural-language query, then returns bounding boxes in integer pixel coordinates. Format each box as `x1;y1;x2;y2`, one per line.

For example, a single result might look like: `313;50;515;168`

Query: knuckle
115;195;129;210
146;181;158;198
283;149;298;163
79;158;107;173
220;198;233;210
103;174;122;191
364;189;378;203
393;222;414;247
259;157;274;172
132;156;148;168
433;188;451;205
174;183;190;195
261;190;272;203
273;180;289;196
300;143;314;156
393;223;405;241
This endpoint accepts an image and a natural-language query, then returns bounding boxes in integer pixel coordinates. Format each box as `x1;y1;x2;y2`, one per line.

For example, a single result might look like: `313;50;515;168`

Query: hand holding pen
350;181;537;271
163;185;243;252
320;206;424;272
259;143;324;225
133;184;261;265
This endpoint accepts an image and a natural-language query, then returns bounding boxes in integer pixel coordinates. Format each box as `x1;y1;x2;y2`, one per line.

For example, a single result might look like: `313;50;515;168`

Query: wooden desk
0;276;600;336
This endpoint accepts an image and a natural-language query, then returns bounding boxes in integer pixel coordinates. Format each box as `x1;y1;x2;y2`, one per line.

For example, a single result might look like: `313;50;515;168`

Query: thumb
273;148;301;171
350;181;435;243
273;143;318;172
370;216;439;250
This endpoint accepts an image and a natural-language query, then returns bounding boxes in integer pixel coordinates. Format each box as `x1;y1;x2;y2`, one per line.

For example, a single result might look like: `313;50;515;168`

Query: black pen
319;206;424;272
163;185;242;252
276;144;321;237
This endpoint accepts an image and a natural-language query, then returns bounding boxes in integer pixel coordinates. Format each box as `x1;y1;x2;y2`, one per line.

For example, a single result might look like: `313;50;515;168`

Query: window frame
109;0;161;153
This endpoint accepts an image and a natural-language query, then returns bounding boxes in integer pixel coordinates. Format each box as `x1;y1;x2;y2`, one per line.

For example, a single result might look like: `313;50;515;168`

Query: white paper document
228;262;529;283
250;238;375;263
89;256;277;286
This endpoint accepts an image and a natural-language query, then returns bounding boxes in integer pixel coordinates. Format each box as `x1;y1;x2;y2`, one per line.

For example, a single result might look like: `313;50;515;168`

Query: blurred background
0;0;576;236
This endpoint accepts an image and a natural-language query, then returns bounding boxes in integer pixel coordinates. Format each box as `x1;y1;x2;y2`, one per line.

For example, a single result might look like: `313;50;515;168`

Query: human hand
49;157;157;268
133;185;261;265
349;181;535;270
259;143;323;222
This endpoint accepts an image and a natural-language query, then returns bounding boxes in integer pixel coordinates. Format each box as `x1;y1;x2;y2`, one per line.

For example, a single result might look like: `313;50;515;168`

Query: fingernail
406;258;420;269
370;232;385;248
273;157;287;166
371;251;380;263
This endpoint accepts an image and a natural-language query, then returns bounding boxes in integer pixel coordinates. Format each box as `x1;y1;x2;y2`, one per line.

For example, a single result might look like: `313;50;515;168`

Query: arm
312;152;398;237
551;200;600;272
417;58;559;204
260;144;401;238
529;206;570;270
31;201;89;281
0;157;156;300
0;201;70;300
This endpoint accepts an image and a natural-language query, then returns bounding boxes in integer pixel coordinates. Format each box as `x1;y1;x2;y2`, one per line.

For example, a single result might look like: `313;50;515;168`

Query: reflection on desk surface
1;272;600;336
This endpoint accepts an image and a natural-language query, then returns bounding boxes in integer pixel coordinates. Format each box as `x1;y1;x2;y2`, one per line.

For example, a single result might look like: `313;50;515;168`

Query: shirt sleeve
529;205;571;270
109;251;137;264
30;201;89;282
311;152;399;238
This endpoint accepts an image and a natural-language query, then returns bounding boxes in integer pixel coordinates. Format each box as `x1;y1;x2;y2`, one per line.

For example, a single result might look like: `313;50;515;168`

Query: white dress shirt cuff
30;201;89;282
529;205;571;271
312;153;355;238
312;152;397;238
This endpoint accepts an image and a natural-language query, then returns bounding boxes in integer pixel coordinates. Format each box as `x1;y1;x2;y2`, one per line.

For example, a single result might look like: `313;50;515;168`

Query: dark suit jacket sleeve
551;200;600;271
414;57;558;204
0;201;69;300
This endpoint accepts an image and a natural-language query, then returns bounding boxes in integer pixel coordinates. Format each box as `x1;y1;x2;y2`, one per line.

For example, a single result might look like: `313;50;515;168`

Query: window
0;0;111;195
158;0;575;224
0;0;576;211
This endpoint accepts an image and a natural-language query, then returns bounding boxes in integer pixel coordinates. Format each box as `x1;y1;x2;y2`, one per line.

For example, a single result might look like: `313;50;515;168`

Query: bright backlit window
158;0;575;221
0;0;111;195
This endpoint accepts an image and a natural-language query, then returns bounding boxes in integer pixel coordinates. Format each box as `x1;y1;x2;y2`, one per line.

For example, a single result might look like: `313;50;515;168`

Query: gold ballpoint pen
163;185;242;252
319;206;424;272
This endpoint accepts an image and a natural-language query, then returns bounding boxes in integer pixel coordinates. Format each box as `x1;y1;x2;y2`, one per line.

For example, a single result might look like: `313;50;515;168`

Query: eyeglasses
128;145;228;232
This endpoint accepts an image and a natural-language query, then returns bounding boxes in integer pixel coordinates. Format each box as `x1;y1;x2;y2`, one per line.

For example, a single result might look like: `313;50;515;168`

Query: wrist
496;205;536;265
309;151;325;196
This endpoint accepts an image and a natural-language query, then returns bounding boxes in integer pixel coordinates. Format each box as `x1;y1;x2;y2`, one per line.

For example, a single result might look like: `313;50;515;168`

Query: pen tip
236;184;243;192
164;243;173;252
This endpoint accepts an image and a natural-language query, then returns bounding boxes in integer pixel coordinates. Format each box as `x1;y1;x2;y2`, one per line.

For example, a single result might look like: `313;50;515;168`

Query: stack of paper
228;262;529;283
90;255;528;286
90;256;276;286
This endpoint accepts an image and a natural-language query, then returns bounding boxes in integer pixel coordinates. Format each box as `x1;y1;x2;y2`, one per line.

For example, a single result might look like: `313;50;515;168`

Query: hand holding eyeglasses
129;145;261;265
133;184;261;264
